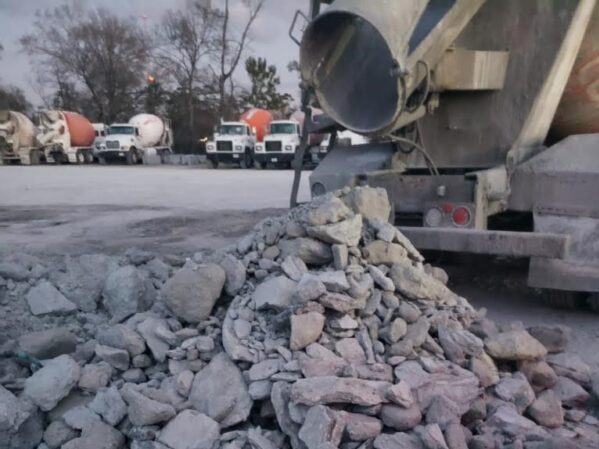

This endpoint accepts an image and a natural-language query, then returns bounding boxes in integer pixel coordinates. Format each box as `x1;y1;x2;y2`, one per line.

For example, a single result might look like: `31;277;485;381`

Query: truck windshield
270;123;297;134
109;126;135;135
219;125;245;135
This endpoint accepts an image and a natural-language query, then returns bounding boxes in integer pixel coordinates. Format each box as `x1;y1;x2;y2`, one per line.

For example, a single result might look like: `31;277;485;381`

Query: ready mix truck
206;108;272;168
97;114;173;164
253;120;301;169
0;110;43;165
293;0;599;310
37;110;95;164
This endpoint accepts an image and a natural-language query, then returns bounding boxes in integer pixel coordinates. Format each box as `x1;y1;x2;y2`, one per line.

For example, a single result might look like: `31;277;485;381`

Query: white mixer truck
37;110;95;164
0;111;43;165
98;113;173;164
253;120;302;169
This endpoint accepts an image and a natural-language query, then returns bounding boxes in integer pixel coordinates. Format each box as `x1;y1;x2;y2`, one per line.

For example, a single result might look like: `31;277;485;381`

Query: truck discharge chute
0;111;42;164
302;0;599;307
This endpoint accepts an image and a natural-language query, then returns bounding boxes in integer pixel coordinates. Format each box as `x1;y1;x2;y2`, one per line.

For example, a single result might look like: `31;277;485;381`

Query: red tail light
452;207;471;227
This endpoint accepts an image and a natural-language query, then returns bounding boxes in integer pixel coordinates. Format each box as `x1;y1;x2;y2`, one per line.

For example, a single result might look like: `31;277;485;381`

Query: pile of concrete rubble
1;186;598;449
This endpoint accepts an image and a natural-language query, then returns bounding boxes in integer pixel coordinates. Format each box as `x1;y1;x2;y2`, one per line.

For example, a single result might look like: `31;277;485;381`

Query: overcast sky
0;0;307;106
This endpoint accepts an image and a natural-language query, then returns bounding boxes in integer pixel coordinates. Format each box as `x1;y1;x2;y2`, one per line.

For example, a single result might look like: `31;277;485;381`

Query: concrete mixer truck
37;110;95;164
98;114;173;164
0;111;43;165
292;0;599;310
206;109;272;168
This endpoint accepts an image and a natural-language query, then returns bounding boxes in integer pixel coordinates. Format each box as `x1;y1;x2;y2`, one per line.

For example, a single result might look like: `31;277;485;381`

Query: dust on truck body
98;114;173;164
37;110;95;164
301;0;599;308
0;111;42;165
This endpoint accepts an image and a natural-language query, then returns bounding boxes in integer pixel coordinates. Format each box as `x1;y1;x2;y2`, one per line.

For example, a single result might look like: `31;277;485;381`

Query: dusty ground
0;165;597;370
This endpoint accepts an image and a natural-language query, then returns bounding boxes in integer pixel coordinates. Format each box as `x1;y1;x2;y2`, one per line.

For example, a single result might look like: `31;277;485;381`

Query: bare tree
211;0;265;119
20;4;151;122
157;1;219;149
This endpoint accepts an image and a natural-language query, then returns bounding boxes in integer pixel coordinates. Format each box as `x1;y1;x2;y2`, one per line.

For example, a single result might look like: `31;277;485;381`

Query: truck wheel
84;151;93;164
29;150;40;165
76;150;85;164
98;156;107;165
541;289;586;310
126;150;137;165
254;161;265;170
587;293;599;313
209;159;219;169
240;151;253;169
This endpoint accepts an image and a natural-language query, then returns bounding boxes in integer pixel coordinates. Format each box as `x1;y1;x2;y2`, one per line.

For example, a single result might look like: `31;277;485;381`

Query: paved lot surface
0;165;597;370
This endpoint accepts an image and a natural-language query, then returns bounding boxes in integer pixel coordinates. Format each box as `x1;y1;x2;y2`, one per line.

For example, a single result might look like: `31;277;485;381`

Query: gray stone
381;318;408;344
145;257;171;282
335;338;366;363
137;318;173;362
386;380;415;408
0;408;44;449
317;270;350;292
281;256;308;282
54;254;119;312
425;395;461;430
249;380;272;400
47;390;92;422
342;411;382;441
495;373;535;413
95;344;130;370
295;274;327;302
443;424;468;449
26;281;76;316
363;241;408;266
369;265;395;291
0;261;29;281
190;352;253;428
78;362;113;392
253;275;298;310
124;389;176;426
290;312;325;351
163;264;225;323
271;382;304;449
249;359;281;381
380;404;422;431
195;336;215;352
96;324;146;357
437;326;484;364
416;424;449;449
332;244;349;270
73;340;97;364
122;368;146;383
88;386;127;426
528;389;564;428
551;376;590;408
389;260;453;302
63;405;101;430
306;214;363;247
319;292;356;313
519;360;558;390
220;254;246;296
483;405;548;440
23;355;80;411
298;405;344;449
470;352;499;388
17;327;77;361
404;318;431;348
546;353;592;386
307;196;352;226
374;432;424;449
527;325;570;354
43;420;78;449
61;421;124;449
291;376;390;406
103;266;156;322
0;384;31;433
158;410;220;449
397;301;421;324
484;330;547;361
342;186;391;222
279;238;333;265
175;370;194;397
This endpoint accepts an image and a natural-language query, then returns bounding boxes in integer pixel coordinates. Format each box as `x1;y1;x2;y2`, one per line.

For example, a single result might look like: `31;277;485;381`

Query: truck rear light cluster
424;202;474;228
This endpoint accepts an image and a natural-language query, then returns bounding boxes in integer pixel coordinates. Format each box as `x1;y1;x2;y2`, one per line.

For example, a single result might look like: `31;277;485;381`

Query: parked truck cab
253;120;301;169
206;122;255;168
100;124;143;164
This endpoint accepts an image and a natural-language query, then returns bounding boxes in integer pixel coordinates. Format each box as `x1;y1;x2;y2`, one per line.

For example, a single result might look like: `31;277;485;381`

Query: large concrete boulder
23;355;80;411
17;327;77;359
163;264;225;323
25;281;76;316
189;352;253;428
102;266;156;322
252;275;297;310
485;330;547;361
158;410;220;449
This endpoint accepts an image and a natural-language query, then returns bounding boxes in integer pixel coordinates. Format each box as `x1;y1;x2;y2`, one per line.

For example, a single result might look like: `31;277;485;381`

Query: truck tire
84;151;93;164
29;149;40;165
76;150;85;164
541;289;586;310
587;293;599;313
240;150;253;169
98;156;107;165
254;161;265;170
126;149;138;165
